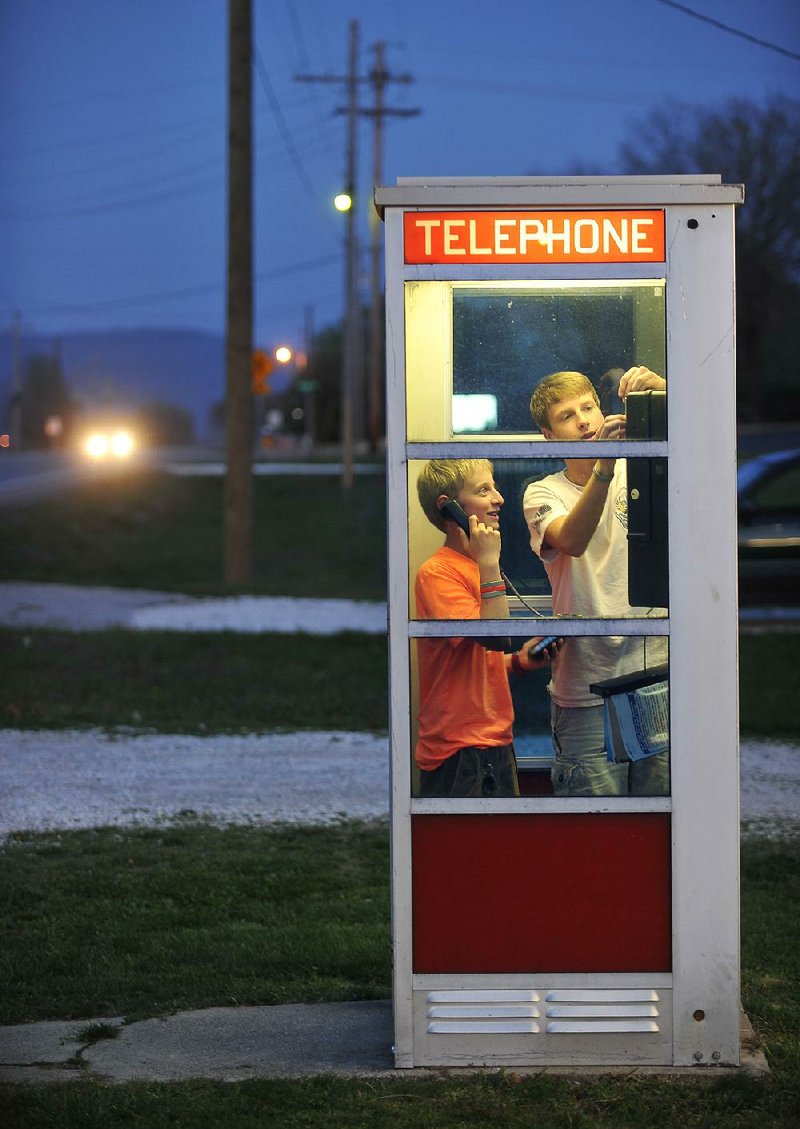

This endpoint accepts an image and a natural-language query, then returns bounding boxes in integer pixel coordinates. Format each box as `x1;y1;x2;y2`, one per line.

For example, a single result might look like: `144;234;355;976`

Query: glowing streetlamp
333;192;352;212
274;345;293;364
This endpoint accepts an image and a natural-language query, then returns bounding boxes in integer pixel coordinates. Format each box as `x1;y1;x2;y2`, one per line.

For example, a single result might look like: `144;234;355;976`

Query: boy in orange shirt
414;458;556;797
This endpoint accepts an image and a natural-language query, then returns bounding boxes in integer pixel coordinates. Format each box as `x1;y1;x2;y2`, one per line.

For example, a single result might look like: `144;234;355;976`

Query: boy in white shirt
523;367;668;797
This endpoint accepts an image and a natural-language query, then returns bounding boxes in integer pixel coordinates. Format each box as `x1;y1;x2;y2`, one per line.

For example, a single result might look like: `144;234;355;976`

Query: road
0;449;161;506
3;424;799;505
0;447;384;507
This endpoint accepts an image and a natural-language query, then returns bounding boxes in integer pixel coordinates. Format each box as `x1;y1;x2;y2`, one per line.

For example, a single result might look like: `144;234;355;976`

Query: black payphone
627;390;668;608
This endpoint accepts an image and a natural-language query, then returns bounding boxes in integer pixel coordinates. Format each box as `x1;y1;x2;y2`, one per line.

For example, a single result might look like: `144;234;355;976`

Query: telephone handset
439;496;513;651
438;498;471;538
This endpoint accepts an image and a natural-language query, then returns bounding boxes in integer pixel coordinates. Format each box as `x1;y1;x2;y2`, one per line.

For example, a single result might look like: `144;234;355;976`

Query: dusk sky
1;0;798;353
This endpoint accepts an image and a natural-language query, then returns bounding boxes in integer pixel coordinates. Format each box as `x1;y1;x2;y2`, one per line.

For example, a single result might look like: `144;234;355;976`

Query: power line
0;127;340;221
0;175;223;221
655;1;800;62
282;0;337;161
359;41;420;451
283;0;310;68
418;73;681;108
295;19;365;488
1;117;222;163
252;45;331;214
296;27;421;462
1;71;228;120
12;253;342;317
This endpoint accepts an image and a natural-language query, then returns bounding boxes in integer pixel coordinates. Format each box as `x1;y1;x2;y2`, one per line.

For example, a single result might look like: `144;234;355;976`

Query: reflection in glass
408;458;670;616
452;394;498;432
411;634;521;799
539;634;669;798
410;636;670;799
452;281;666;435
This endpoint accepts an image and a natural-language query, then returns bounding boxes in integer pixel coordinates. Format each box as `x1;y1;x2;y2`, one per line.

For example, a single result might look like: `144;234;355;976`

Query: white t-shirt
523;462;667;708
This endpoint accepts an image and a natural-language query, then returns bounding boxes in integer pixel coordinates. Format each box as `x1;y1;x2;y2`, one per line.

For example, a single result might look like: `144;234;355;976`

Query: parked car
738;449;800;605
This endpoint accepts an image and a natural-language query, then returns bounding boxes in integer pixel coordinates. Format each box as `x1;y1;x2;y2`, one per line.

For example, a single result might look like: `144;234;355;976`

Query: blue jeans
551;702;669;797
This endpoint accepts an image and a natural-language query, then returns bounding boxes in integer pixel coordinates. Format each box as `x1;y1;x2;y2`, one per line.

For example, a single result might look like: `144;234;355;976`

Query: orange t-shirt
414;547;513;770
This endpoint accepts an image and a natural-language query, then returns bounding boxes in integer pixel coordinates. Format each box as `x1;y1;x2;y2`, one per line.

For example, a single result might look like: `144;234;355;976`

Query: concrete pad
83;1001;394;1082
0;1016;123;1084
0;1004;768;1085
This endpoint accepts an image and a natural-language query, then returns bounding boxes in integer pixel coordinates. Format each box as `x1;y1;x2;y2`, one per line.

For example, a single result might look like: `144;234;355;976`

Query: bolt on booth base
376;175;743;1069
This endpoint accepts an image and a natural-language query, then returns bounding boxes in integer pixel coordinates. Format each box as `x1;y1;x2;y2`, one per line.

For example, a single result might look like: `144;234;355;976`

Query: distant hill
0;326;296;440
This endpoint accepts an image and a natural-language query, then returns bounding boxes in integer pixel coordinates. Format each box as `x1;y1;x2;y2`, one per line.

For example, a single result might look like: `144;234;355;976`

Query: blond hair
417;458;494;531
529;371;598;432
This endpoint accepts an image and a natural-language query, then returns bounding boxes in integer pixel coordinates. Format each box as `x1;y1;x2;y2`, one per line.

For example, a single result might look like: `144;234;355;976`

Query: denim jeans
551;702;669;797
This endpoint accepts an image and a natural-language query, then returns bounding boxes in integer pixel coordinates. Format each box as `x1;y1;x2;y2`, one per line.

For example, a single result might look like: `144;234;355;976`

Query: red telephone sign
404;210;665;265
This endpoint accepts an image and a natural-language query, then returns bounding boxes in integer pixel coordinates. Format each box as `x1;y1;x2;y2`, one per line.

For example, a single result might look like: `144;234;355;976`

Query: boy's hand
618;365;666;399
590;414;625;479
466;514;502;571
593;413;626;441
517;635;562;670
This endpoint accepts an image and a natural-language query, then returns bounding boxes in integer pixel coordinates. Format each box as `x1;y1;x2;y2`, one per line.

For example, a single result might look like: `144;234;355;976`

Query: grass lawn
0;822;391;1024
1;627;798;742
2;1070;796;1129
2;467;799;1124
0;629;388;733
0;469;387;599
0;826;798;1127
738;633;800;742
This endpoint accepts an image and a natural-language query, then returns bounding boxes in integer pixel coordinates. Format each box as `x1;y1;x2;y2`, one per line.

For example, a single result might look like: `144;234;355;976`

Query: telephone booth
376;176;744;1069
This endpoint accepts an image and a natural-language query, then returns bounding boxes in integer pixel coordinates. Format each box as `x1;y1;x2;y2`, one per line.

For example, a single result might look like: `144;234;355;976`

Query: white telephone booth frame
377;176;743;1069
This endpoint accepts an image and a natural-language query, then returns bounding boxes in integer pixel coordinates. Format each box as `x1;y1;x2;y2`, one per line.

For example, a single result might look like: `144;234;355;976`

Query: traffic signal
251;349;274;395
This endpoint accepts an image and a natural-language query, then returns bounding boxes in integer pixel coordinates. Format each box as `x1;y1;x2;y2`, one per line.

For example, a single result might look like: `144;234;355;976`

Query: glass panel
408;458;669;620
453;281;666;436
409;636;670;799
404;279;666;442
750;463;800;513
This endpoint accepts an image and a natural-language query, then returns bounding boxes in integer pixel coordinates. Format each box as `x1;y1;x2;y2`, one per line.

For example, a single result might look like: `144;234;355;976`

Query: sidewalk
0;1004;769;1084
0;1002;395;1084
0;581;386;634
2;728;797;838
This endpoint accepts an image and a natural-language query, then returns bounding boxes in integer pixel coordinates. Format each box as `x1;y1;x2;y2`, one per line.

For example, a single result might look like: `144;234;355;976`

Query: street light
274;345;293;364
333;192;352;212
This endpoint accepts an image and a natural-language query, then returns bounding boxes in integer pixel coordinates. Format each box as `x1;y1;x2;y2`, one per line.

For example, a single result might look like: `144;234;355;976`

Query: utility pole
10;311;22;448
301;303;316;449
295;27;419;474
361;43;419;451
224;0;253;584
296;20;362;490
340;19;359;490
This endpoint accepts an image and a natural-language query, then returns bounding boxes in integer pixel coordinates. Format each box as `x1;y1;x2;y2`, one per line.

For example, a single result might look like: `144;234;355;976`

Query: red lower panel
412;813;671;973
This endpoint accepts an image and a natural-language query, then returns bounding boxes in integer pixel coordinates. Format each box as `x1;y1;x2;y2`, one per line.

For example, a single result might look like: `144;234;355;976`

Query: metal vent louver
426;989;540;1034
544;988;661;1034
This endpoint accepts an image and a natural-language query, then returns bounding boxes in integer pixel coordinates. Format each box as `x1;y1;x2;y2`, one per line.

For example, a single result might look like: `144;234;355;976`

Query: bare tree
20;353;74;448
620;96;800;421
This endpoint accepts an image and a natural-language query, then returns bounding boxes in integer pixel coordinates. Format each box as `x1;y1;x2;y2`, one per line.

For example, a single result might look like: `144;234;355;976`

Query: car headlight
84;433;109;459
109;430;135;458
